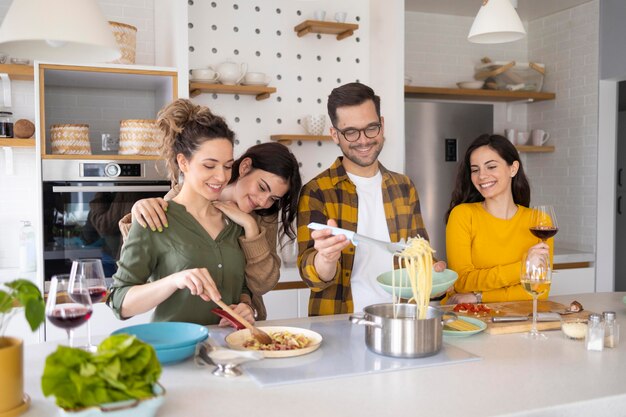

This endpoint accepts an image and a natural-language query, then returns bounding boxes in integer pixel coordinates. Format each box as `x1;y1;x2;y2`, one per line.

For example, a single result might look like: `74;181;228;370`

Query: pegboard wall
188;0;370;183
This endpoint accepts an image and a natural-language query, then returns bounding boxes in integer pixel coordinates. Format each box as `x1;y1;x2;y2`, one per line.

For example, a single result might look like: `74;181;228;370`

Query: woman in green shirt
108;99;254;326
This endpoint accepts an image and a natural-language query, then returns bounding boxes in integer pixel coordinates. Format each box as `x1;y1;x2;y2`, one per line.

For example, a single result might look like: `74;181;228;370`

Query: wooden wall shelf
41;154;161;160
404;86;555;102
294;20;359;41
270;134;332;145
0;64;34;80
0;138;35;147
515;145;555;153
189;82;276;100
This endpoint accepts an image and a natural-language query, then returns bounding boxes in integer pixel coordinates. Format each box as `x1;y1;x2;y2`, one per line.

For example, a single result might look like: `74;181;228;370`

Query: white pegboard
187;0;370;183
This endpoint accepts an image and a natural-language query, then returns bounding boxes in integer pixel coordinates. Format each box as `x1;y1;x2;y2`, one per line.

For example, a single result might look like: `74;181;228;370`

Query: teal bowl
154;344;197;365
377;268;458;299
112;322;208;350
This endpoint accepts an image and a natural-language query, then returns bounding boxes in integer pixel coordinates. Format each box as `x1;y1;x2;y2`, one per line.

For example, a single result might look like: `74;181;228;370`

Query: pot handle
441;312;458;325
349;314;382;329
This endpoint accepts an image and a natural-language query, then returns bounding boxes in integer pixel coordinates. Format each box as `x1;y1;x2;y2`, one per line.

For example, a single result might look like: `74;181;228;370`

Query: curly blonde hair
158;98;235;184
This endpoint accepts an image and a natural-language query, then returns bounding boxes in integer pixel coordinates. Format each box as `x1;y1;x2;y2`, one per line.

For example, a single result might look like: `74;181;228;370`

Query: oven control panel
82;163;142;178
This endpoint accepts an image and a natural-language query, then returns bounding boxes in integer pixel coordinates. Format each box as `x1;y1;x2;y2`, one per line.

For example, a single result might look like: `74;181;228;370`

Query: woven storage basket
109;21;137;64
50;124;91;155
119;119;159;155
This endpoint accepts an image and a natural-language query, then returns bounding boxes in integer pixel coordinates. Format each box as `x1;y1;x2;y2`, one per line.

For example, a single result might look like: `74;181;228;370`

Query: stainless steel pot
349;303;456;358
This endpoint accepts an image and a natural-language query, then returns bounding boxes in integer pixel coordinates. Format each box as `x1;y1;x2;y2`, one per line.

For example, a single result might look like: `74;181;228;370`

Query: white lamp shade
468;0;526;44
0;0;121;62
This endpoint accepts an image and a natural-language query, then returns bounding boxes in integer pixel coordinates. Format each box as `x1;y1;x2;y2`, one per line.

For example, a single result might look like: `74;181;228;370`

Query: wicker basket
50;124;91;155
109;21;137;64
119;119;159;155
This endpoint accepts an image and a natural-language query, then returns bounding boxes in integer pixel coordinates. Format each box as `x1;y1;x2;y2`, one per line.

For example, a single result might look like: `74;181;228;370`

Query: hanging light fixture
0;0;120;63
467;0;526;44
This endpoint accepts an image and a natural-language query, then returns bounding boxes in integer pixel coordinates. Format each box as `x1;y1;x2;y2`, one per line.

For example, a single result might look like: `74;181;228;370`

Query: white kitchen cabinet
550;267;595;296
44;303;152;343
263;288;311;320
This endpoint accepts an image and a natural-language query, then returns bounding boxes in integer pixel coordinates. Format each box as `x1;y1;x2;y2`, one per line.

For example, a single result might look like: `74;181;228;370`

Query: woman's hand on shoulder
132;197;169;232
212;201;259;237
218;303;255;327
169;268;221;302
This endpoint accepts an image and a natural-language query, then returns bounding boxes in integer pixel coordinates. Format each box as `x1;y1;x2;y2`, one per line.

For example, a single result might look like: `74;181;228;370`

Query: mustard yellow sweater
445;203;554;303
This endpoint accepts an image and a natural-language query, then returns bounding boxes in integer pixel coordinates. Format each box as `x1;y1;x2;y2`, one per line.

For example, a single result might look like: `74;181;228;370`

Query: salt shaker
603;311;619;348
586;313;604;351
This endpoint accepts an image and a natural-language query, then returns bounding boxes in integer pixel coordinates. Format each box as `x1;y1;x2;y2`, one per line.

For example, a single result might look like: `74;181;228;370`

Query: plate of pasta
443;316;487;337
224;326;323;358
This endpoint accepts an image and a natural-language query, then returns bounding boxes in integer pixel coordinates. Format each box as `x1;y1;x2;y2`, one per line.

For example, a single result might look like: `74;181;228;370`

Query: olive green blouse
108;201;249;325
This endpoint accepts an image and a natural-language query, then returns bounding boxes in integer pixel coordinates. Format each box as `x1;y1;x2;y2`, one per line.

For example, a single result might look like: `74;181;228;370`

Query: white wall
0;0;156;271
526;0;599;252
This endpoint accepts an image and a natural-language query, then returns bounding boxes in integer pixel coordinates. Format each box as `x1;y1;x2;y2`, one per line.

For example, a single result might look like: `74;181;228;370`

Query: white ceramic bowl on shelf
457;81;484;89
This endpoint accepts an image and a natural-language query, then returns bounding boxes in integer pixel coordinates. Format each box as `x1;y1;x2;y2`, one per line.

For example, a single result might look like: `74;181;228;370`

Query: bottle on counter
18;220;36;273
603;311;619;348
586;313;605;351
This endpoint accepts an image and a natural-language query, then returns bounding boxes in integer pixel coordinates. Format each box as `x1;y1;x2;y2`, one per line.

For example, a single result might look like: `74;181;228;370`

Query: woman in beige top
120;142;302;320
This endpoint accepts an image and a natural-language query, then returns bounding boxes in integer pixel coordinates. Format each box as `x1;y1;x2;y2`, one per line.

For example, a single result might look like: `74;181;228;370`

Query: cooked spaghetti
392;236;435;319
242;331;311;351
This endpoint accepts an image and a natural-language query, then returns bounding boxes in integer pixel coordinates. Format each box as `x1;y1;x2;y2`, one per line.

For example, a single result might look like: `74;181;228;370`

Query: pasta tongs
308;222;408;254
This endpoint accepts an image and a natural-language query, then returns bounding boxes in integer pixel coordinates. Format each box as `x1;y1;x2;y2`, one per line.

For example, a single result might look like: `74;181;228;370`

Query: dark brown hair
230;142;302;240
327;82;381;127
445;134;530;223
158;98;235;184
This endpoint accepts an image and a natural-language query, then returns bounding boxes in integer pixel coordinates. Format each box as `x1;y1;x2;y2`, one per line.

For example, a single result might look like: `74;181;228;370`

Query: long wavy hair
158;98;235;185
230;142;302;240
445;134;530;223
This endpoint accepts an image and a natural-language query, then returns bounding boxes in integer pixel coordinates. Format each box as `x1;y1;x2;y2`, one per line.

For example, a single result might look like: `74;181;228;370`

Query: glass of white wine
521;250;552;340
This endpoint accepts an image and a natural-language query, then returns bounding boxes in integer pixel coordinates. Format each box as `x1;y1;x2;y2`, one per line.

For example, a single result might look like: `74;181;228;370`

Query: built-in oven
42;159;171;280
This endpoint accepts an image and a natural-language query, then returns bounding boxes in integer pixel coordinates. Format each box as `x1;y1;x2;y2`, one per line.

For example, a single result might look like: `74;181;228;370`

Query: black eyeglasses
333;122;382;142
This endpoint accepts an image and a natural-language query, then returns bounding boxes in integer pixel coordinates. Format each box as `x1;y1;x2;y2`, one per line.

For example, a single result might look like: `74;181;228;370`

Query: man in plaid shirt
297;82;445;316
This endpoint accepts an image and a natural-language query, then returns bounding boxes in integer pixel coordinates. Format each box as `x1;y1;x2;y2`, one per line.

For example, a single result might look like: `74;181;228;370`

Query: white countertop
19;292;626;417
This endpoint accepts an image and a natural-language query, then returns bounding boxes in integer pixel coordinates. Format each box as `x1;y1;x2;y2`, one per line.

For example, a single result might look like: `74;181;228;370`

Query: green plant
0;279;45;337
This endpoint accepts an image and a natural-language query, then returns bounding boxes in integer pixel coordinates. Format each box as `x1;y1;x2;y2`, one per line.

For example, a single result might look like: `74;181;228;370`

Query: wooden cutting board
442;300;590;335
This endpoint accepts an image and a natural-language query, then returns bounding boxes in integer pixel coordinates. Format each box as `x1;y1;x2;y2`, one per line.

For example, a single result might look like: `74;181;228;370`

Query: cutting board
442;300;590;335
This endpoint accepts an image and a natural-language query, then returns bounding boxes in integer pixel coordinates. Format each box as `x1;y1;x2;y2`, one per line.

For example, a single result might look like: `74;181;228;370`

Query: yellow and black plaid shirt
297;157;430;316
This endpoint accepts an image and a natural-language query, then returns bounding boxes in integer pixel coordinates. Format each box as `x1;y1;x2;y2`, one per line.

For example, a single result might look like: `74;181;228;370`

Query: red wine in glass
47;305;92;329
70;259;107;352
529;227;558;241
87;286;107;303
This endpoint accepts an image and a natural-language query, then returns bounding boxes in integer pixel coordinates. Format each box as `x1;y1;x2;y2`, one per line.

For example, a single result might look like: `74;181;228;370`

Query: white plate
190;78;219;84
241;81;270;86
225;326;322;358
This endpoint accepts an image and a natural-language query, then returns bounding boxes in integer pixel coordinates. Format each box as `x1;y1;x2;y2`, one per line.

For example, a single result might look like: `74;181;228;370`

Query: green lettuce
41;334;162;410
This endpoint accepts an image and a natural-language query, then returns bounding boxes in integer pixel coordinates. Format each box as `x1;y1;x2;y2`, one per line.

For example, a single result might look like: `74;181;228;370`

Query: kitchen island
21;292;626;417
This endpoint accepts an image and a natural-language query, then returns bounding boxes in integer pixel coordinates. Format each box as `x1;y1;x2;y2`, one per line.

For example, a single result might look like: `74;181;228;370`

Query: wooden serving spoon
214;299;273;345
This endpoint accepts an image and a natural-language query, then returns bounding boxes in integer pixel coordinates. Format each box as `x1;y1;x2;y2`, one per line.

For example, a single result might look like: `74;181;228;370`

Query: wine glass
520;251;552;340
529;205;558;242
45;275;93;347
70;259;106;352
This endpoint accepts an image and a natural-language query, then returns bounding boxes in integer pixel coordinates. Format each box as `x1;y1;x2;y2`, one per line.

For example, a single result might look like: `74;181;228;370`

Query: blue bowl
111;322;208;350
154;344;197;365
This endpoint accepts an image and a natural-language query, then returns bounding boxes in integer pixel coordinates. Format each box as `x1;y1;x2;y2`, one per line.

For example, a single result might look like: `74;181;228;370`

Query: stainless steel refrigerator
405;100;493;261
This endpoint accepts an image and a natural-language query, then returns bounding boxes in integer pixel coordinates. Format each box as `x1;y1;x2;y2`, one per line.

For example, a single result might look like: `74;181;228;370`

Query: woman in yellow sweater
445;134;552;304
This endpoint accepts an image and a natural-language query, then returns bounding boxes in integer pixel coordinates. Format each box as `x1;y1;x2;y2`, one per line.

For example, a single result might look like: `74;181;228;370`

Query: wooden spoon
214;299;273;345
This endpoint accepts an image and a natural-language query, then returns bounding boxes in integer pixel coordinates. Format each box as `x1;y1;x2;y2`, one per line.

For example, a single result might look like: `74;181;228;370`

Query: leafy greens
41;334;162;410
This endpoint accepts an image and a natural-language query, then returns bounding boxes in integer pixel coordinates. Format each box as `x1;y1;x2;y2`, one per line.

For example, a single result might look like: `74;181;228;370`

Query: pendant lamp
468;0;526;44
0;0;120;63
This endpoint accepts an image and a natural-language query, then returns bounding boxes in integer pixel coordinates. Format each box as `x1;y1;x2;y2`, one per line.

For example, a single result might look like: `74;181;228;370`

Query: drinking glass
529;205;558;242
520;251;552;340
70;259;106;352
45;275;93;347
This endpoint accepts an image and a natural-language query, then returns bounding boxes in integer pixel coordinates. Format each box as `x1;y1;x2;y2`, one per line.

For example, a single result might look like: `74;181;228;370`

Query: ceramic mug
303;115;326;136
243;72;271;85
517;131;530;146
531;129;550;146
504;128;517;145
334;12;347;23
314;10;326;21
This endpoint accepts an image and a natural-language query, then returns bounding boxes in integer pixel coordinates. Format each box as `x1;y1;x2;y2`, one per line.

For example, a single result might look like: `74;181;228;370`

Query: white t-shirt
347;171;393;313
